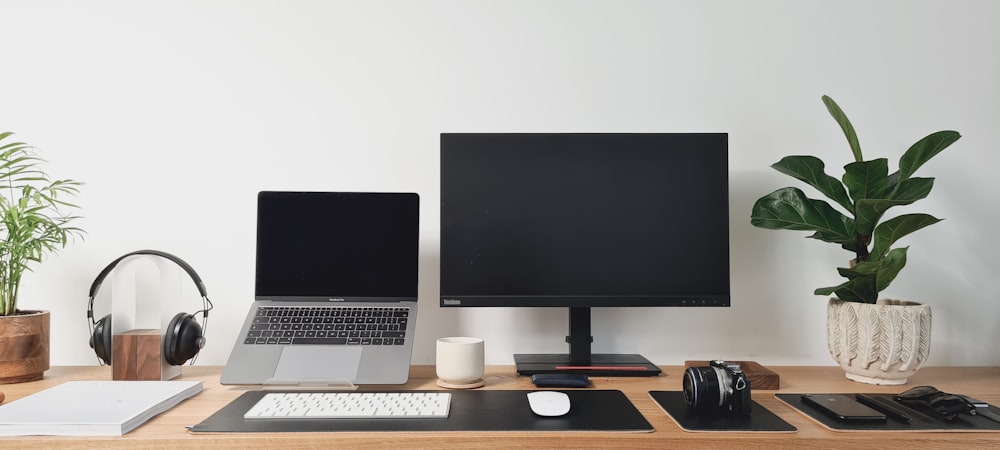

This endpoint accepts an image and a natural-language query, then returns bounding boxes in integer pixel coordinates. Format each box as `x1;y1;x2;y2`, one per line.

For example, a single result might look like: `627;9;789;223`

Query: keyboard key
292;337;348;345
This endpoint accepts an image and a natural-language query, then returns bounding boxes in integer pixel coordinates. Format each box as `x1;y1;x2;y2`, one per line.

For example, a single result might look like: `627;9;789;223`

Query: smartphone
855;393;912;423
801;394;887;421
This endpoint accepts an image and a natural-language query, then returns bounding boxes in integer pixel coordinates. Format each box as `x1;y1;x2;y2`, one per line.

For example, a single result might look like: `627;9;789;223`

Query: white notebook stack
0;380;202;436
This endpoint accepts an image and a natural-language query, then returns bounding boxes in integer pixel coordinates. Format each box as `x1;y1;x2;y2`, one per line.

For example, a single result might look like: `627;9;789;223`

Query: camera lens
683;365;729;411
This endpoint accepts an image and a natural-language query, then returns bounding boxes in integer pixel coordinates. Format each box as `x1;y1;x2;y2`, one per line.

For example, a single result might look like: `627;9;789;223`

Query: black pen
856;393;912;423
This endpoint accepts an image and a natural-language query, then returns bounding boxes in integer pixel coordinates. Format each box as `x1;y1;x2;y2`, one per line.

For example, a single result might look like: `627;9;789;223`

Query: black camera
682;360;751;416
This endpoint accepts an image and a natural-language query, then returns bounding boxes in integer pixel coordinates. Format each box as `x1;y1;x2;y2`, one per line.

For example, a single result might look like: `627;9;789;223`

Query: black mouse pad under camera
190;389;653;433
649;391;797;432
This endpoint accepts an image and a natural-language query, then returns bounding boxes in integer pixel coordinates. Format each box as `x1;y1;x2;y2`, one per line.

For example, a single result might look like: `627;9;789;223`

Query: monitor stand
513;307;661;377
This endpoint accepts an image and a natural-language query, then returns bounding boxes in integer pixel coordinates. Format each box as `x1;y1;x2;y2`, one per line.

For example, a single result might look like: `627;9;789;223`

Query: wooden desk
1;365;998;449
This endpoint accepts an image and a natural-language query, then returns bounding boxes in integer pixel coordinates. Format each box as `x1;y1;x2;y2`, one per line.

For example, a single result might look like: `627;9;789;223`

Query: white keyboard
243;392;452;419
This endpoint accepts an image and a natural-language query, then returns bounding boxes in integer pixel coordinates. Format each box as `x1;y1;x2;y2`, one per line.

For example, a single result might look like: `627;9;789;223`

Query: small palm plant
750;96;960;304
0;131;84;316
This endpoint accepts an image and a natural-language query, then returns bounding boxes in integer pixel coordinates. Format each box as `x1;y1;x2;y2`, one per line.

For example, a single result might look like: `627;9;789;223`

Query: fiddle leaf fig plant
0;131;84;316
750;96;960;304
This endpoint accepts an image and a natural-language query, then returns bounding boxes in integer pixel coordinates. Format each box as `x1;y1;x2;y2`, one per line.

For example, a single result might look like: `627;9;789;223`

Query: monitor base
514;353;662;377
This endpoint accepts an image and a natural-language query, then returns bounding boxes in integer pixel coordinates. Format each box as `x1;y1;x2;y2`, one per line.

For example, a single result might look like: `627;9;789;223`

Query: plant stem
855;236;870;263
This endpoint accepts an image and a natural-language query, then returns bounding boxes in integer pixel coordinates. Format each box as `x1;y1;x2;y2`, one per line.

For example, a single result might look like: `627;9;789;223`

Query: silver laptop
221;191;420;386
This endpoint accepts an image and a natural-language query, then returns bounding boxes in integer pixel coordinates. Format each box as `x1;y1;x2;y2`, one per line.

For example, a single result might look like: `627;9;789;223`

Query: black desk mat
649;391;796;432
777;393;1000;432
189;389;653;433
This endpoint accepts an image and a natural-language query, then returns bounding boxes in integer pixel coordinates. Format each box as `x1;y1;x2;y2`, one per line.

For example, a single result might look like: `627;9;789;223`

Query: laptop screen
254;191;419;300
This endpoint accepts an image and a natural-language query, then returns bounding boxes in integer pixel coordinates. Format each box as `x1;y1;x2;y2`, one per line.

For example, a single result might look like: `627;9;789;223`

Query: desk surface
1;365;998;449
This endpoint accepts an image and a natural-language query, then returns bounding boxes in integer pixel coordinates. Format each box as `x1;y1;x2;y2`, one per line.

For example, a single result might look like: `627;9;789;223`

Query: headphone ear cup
91;315;113;365
164;313;203;365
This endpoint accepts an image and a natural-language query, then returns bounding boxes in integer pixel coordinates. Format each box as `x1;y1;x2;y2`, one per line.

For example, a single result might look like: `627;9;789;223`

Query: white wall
2;0;998;368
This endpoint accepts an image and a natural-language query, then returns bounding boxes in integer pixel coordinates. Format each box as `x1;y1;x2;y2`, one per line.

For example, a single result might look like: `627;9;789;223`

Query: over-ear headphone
86;250;213;366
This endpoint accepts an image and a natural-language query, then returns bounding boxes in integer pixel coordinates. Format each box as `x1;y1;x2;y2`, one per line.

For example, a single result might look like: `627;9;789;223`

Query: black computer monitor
439;133;730;376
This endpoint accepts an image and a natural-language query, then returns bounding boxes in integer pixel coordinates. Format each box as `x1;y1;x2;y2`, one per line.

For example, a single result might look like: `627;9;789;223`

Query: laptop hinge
262;378;358;390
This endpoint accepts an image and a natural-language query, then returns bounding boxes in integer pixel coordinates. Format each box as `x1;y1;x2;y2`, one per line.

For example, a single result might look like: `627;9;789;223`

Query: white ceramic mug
435;336;485;388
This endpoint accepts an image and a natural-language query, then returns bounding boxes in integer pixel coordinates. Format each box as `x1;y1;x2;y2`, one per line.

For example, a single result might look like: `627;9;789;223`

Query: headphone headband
88;249;208;300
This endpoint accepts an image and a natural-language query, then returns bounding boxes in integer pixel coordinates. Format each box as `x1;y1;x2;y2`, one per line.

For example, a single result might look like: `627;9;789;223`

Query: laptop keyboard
243;306;410;346
244;392;451;419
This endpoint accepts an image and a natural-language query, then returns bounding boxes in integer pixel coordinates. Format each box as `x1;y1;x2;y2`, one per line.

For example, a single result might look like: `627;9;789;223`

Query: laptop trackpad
273;346;362;382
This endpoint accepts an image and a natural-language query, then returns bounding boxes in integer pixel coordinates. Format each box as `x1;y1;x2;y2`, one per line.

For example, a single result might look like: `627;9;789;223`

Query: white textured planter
826;298;931;385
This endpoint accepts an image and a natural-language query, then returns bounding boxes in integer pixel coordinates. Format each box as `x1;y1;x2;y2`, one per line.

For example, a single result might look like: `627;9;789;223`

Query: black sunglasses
896;386;976;421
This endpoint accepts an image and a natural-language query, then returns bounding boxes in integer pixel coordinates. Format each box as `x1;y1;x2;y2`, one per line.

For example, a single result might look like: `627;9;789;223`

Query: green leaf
809;230;859;251
837;278;878;303
853;198;905;238
854;177;935;237
839;263;877;277
826;248;907;299
770;156;853;212
885;171;901;192
750;187;855;245
870;214;941;260
815;275;877;303
898;130;960;181
814;285;838;296
0;141;30;154
889;177;934;202
842;158;888;203
822;95;863;162
874;247;908;292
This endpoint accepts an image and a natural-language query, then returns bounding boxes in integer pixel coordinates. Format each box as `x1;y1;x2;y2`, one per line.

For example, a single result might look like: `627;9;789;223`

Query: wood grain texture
0;311;49;384
112;330;162;381
0;365;998;449
683;360;780;390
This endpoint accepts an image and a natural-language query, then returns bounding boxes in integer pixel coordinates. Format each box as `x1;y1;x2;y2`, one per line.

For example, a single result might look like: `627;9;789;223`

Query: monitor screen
440;133;729;308
439;133;729;376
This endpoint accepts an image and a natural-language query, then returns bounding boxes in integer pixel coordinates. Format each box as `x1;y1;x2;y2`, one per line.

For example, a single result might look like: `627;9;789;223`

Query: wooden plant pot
827;299;931;385
0;310;50;384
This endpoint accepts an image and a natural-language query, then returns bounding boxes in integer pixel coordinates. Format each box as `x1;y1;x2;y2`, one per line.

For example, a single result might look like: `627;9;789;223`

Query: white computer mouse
527;390;571;417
